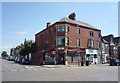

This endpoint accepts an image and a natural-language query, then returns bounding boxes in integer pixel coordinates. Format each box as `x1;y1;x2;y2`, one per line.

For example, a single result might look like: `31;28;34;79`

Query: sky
2;2;118;55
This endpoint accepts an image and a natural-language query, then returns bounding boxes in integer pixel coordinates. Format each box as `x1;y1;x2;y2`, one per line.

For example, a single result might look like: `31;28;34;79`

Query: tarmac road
1;58;119;81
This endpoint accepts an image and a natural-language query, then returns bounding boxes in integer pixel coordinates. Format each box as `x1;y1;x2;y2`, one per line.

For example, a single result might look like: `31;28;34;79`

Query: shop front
102;54;109;64
86;49;98;64
67;48;85;65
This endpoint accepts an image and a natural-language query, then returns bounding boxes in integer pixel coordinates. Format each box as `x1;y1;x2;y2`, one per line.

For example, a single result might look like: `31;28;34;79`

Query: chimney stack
68;12;76;20
46;22;51;28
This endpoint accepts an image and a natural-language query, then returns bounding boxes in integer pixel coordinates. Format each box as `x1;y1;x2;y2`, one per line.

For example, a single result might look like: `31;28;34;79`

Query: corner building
35;13;101;65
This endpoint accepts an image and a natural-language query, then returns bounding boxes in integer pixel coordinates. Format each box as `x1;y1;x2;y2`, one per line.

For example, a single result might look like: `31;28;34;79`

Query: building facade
101;38;109;63
34;13;101;65
102;34;120;60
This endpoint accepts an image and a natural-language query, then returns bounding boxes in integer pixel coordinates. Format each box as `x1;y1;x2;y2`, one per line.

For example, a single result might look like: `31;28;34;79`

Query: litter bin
86;61;89;66
81;61;84;66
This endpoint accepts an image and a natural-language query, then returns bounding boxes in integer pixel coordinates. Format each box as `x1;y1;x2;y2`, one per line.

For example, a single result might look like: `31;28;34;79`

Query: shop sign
86;49;98;54
58;47;64;50
52;51;56;54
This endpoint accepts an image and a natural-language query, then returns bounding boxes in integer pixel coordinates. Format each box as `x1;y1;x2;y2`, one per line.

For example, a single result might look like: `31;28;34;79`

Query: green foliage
19;41;37;56
1;51;8;57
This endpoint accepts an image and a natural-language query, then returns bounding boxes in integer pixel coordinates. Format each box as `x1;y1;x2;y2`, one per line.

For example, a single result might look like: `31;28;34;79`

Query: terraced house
33;13;101;65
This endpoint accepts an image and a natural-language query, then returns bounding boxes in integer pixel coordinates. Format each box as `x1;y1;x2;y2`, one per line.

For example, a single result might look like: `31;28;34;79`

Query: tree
19;41;37;57
1;51;8;58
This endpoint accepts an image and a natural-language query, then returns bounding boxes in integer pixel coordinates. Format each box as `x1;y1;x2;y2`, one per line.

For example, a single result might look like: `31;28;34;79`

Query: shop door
58;53;65;65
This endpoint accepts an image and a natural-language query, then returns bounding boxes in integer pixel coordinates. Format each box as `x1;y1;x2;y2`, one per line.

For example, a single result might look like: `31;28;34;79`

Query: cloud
15;31;28;35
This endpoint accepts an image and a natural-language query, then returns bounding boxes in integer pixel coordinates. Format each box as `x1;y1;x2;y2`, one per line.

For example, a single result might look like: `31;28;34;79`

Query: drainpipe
65;25;68;65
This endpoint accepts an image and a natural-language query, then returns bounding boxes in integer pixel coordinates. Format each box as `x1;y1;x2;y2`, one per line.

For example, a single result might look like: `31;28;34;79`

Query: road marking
25;66;29;68
26;69;32;71
10;70;17;71
25;66;33;69
19;69;25;71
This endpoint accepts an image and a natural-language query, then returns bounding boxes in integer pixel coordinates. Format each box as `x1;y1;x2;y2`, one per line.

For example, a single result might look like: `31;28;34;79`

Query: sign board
86;49;98;54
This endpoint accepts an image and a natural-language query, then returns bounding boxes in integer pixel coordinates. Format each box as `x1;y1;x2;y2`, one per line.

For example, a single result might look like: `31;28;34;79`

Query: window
89;31;94;36
102;43;104;51
98;33;101;37
66;37;69;45
91;40;94;48
49;29;52;35
77;28;80;34
98;41;101;48
66;26;69;32
57;37;65;46
87;39;94;48
77;39;80;46
57;26;61;32
57;26;65;32
106;45;109;51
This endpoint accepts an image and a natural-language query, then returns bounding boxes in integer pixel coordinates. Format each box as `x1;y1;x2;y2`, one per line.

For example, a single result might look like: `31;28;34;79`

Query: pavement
26;63;110;68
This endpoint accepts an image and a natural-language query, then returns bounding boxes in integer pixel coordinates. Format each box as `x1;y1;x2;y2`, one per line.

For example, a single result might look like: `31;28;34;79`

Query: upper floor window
102;43;104;51
57;26;65;32
98;33;101;37
105;45;109;51
66;26;69;32
89;31;94;36
77;39;80;46
77;28;80;34
98;41;101;48
66;37;69;45
57;37;65;46
49;29;52;35
88;39;94;48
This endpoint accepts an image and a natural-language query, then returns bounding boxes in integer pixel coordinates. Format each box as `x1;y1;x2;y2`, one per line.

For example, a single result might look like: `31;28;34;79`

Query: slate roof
58;17;97;29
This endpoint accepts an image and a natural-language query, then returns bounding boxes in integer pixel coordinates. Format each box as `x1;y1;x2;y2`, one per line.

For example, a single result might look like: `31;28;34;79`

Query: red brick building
34;13;101;65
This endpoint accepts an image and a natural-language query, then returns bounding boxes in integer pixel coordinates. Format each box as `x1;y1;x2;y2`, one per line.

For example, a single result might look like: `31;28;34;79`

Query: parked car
6;56;10;60
15;57;18;62
22;58;30;64
9;56;16;61
110;58;120;66
17;57;23;63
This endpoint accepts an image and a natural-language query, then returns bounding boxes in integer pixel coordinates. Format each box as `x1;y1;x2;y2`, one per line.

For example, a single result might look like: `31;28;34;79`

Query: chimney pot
68;12;76;20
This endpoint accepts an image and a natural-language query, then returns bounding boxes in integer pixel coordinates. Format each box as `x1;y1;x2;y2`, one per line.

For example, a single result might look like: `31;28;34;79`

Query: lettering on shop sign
86;49;98;54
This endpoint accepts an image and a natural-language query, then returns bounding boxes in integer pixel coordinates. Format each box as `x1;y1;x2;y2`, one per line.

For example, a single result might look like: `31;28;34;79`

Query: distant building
101;37;109;63
102;34;120;60
34;13;101;65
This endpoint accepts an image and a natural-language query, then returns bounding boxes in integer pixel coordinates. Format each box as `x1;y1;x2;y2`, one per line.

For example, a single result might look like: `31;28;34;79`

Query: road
1;58;119;81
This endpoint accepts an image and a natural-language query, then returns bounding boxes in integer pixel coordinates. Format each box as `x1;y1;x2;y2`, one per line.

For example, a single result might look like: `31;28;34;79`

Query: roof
58;17;98;29
102;38;109;44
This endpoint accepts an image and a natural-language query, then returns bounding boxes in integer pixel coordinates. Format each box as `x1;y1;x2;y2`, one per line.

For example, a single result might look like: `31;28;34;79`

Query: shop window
68;55;78;62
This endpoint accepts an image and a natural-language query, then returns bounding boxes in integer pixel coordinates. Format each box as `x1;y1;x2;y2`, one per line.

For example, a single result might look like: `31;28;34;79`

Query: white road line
10;70;17;71
25;66;29;68
33;69;37;70
19;69;25;71
25;66;33;69
26;69;32;71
